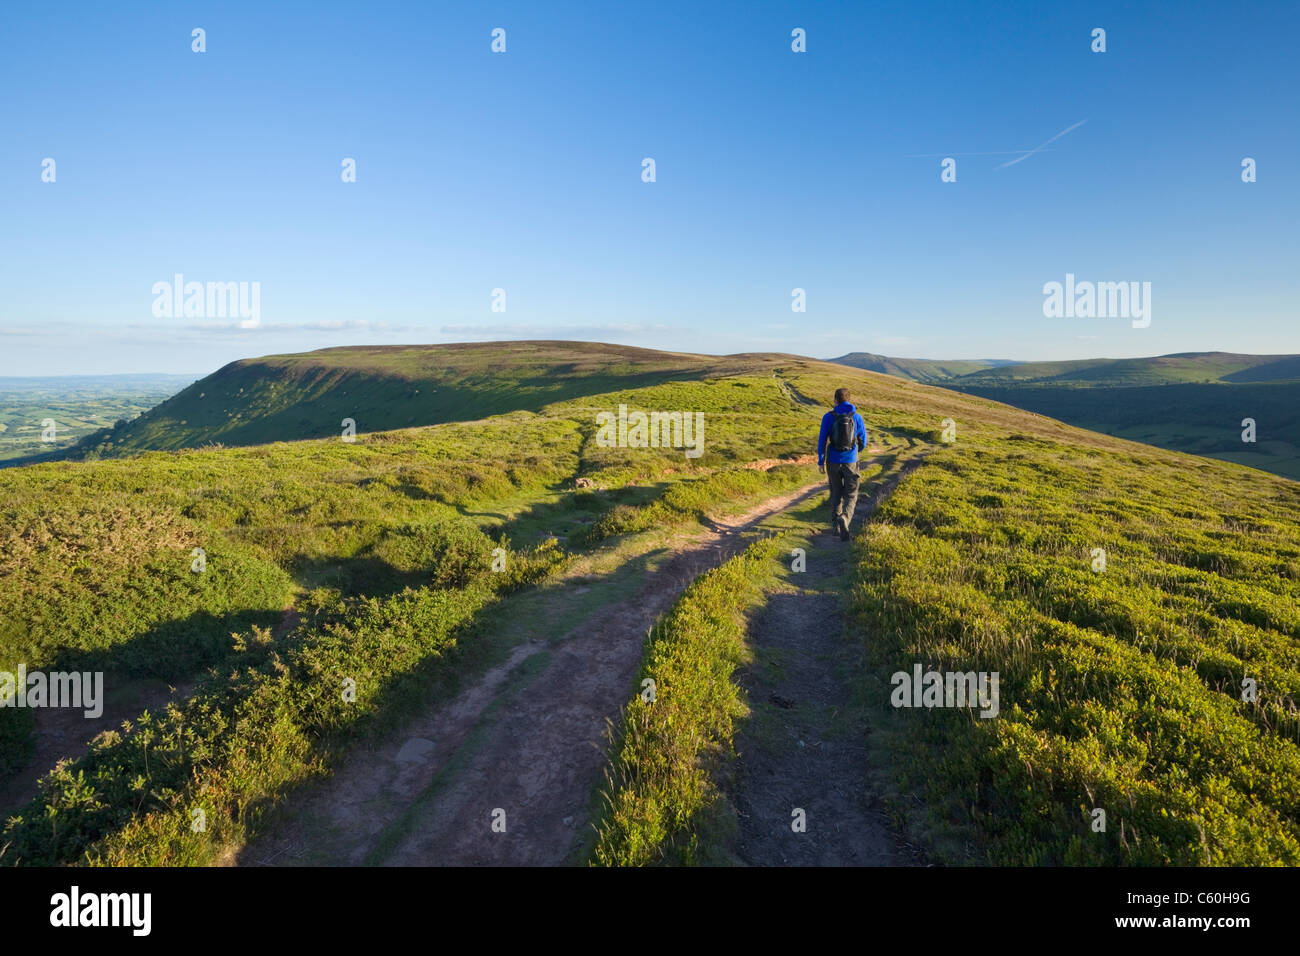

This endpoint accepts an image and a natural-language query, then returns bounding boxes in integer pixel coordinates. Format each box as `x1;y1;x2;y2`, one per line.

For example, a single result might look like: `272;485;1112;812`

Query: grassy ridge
1;370;815;712
851;439;1300;865
592;539;780;866
74;341;803;457
831;350;1300;481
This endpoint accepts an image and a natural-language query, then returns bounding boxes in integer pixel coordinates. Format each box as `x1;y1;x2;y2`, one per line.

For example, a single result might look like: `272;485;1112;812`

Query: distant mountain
826;352;1021;383
946;352;1300;481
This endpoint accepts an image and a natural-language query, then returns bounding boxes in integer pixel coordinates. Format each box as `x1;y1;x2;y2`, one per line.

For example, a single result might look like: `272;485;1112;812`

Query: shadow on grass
48;607;286;682
290;553;434;601
472;480;676;550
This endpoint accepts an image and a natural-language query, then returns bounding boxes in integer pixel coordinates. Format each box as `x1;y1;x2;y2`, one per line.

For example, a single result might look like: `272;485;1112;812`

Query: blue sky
1;0;1296;375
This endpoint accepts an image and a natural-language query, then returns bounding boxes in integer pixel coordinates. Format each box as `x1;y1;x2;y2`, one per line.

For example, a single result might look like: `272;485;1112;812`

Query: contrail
995;119;1088;169
904;149;1059;157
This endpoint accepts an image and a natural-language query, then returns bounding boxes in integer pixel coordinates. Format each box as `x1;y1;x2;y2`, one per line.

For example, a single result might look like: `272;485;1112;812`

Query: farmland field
0;375;196;464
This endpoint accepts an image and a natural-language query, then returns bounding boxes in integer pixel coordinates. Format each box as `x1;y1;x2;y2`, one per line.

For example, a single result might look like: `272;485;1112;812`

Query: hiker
817;387;868;541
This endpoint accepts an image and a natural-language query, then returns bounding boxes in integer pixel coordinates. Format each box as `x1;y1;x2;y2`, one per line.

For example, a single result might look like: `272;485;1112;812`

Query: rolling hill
828;350;1300;387
66;342;802;458
826;352;1020;383
950;351;1300;387
828;351;1300;481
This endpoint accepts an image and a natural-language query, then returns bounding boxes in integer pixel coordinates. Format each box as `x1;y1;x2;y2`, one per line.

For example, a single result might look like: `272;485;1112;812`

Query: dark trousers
827;460;861;526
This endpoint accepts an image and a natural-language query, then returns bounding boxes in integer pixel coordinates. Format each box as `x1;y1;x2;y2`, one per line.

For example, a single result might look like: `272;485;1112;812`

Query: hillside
827;352;1018;383
70;341;799;457
947;353;1300;481
947;382;1300;480
827;349;1300;388
1;343;1297;867
826;351;1300;481
951;351;1300;387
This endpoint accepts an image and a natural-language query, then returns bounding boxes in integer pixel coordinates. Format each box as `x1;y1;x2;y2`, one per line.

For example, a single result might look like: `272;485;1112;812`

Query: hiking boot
836;515;849;541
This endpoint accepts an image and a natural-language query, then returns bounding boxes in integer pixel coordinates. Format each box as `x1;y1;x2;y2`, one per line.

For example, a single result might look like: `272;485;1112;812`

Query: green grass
850;438;1300;865
0;353;842;863
591;538;781;866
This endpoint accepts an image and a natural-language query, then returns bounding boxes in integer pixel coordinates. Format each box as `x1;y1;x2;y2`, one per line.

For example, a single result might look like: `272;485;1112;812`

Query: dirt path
239;481;828;867
727;455;929;865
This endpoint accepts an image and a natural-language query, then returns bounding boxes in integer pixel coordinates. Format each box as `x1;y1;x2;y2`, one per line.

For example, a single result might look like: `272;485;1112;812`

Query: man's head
834;387;851;406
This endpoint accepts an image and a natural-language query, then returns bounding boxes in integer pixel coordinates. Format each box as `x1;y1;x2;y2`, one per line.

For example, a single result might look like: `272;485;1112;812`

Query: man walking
817;387;868;541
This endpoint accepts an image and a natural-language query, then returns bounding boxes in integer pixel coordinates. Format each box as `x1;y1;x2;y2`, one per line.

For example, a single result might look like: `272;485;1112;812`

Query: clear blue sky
2;0;1296;375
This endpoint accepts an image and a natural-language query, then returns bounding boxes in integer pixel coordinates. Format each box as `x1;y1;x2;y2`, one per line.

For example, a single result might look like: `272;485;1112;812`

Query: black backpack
830;411;857;452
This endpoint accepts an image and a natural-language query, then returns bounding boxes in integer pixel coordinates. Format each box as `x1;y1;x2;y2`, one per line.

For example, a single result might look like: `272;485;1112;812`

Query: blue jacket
818;403;868;466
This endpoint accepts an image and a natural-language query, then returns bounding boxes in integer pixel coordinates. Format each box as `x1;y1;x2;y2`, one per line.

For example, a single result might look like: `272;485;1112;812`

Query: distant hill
827;350;1300;480
949;351;1300;387
942;352;1300;481
827;350;1300;387
37;345;1300;482
826;352;1019;383
68;341;809;457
